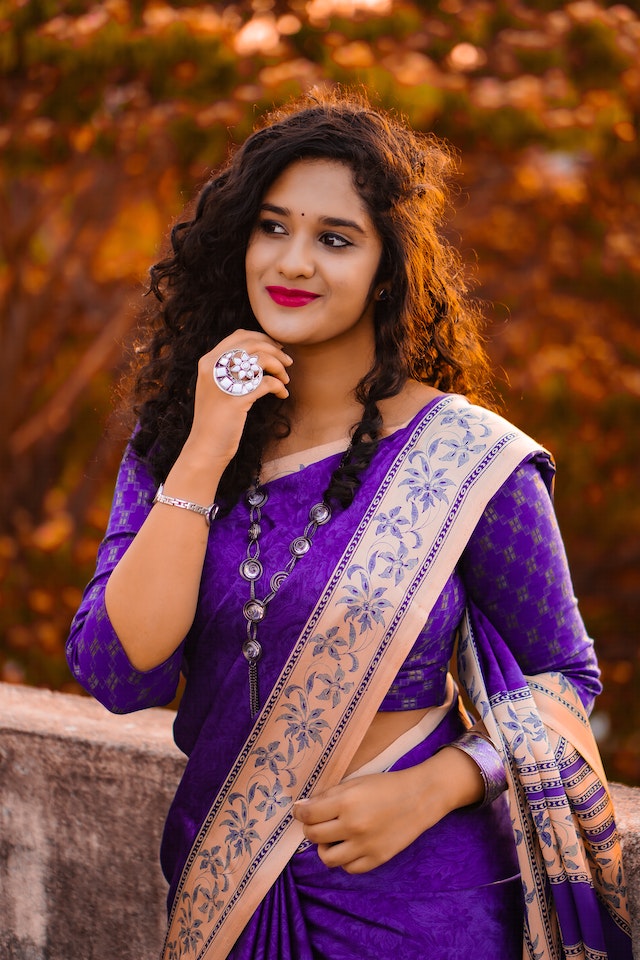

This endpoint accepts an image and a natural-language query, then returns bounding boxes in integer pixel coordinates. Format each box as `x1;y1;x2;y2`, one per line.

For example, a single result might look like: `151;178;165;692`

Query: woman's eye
321;232;351;248
258;219;286;235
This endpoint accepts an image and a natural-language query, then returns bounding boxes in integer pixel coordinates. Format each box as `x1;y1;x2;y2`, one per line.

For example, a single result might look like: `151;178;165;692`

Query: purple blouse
66;399;601;897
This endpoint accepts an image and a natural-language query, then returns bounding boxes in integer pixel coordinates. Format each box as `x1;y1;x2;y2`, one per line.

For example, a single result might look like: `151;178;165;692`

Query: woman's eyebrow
260;202;289;216
259;203;366;234
320;216;366;235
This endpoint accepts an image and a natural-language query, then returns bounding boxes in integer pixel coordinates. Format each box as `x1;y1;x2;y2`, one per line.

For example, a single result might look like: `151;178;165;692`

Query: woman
67;91;632;960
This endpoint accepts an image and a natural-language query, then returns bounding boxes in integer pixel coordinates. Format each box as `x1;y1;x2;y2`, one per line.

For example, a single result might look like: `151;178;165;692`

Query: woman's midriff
344;706;437;776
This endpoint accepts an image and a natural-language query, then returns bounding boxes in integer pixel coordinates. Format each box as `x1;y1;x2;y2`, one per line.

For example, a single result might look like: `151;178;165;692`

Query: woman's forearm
104;447;226;671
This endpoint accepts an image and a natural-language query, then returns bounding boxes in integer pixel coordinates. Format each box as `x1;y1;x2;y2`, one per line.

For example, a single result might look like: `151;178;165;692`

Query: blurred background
1;0;638;784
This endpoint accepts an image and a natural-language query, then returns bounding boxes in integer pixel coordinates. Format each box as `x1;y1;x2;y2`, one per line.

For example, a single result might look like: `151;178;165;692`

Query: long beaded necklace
238;479;333;718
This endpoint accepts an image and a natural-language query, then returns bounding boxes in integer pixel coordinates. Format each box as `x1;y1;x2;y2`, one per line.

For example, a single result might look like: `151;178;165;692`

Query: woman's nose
277;236;315;279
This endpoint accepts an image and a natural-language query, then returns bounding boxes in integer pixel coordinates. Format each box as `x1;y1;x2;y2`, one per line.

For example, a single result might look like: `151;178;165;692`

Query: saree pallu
458;604;633;960
229;688;523;960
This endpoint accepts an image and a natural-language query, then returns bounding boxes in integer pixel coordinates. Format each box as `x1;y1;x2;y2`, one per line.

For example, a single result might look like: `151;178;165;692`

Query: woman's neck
267;330;444;458
276;340;372;452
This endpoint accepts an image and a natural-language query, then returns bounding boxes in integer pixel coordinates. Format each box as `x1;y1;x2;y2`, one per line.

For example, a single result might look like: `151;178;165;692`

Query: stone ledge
0;682;186;960
0;682;637;959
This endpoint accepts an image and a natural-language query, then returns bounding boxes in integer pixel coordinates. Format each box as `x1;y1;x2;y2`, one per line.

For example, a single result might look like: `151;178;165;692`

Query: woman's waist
344;674;460;777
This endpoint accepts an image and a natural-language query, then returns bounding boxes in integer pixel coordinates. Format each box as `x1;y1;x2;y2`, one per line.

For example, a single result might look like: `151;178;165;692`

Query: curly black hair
126;88;494;509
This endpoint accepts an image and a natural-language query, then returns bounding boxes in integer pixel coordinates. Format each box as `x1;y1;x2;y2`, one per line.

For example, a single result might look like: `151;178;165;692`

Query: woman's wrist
400;746;486;829
429;744;487;811
447;731;507;807
163;443;228;505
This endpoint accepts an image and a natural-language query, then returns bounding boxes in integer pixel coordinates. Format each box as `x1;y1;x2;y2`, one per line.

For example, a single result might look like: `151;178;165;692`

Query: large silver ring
213;348;263;396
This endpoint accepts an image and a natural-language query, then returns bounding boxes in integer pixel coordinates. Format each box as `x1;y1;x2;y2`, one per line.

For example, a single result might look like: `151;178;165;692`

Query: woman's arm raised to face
104;332;292;672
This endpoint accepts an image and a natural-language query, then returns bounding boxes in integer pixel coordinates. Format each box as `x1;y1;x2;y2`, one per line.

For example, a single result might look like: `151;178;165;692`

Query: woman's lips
266;286;320;308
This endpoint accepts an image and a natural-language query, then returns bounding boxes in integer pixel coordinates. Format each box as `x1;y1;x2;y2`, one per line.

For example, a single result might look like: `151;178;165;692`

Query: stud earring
377;287;390;301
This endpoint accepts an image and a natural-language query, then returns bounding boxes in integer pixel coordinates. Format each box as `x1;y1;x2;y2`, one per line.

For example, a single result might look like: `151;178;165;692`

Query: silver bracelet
152;483;219;526
448;730;507;807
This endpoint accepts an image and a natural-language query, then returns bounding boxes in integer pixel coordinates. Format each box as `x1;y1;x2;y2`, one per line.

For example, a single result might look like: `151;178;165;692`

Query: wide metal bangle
153;483;219;526
449;730;507;807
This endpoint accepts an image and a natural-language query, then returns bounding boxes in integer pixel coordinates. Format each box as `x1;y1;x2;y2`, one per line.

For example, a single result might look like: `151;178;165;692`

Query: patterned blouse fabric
66;397;601;924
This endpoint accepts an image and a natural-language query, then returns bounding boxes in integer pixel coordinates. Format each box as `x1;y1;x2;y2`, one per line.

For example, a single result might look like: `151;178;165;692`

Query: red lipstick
266;286;320;308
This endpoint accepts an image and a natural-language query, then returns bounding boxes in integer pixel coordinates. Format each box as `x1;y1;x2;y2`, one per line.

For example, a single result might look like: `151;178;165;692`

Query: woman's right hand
184;330;293;469
104;331;292;670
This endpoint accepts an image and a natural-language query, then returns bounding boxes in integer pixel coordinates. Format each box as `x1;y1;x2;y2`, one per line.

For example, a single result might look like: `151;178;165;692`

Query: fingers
293;790;342;827
294;798;377;872
207;330;293;401
294;803;341;847
206;332;292;369
187;330;293;462
293;783;375;862
317;844;376;874
292;771;435;875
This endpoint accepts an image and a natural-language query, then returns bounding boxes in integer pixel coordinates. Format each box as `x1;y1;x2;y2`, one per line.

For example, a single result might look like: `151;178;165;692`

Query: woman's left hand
292;747;485;873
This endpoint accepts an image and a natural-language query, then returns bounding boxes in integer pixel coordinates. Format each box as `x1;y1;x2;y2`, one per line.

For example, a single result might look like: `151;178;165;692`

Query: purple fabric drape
459;602;633;960
66;397;606;957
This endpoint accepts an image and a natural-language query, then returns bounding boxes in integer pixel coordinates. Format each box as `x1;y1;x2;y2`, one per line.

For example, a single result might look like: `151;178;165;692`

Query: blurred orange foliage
1;0;638;782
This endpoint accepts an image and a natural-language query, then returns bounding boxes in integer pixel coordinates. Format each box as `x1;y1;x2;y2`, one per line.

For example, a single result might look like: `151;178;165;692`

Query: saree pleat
458;603;633;960
235;868;315;960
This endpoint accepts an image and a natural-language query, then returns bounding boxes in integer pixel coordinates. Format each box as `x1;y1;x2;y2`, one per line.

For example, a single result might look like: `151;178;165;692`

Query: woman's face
245;158;384;353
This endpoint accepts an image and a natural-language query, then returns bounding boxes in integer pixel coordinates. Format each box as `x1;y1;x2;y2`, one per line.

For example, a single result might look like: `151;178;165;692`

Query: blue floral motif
561;839;581;873
254;779;291;821
547;670;574;697
439;433;487;468
310;626;348;661
529;932;545;960
522;711;546;742
177;891;203;955
533;810;553;848
195;882;224;922
373;506;410;539
251;739;295;780
198;845;231;892
316;665;354;708
503;705;525;751
221;795;260;858
399;449;455;513
166;940;180;960
338;566;392;634
440;409;491;436
378;542;419;586
278;685;330;752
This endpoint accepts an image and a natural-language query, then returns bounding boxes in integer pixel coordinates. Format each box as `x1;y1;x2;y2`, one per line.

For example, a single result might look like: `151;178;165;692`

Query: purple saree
66;395;627;960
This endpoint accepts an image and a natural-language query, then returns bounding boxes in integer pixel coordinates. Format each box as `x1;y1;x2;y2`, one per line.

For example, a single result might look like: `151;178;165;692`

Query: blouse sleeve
459;459;602;713
65;443;184;714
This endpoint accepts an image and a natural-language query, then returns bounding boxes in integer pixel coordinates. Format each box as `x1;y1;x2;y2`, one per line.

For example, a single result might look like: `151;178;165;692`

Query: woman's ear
375;285;391;302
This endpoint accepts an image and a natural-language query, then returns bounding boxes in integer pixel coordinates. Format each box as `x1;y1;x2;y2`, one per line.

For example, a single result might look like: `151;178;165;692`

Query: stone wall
0;682;638;959
0;683;185;960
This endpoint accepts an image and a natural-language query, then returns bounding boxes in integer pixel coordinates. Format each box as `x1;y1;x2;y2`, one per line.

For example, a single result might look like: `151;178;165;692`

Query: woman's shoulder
382;389;555;489
379;383;445;437
380;384;511;434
